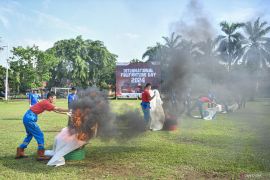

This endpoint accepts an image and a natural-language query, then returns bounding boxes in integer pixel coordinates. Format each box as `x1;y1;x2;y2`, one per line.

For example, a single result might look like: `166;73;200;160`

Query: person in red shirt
199;96;211;103
16;92;69;161
141;83;156;125
197;96;212;119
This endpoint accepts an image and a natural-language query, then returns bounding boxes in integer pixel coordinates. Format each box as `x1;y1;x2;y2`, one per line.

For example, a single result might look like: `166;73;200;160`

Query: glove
66;112;72;117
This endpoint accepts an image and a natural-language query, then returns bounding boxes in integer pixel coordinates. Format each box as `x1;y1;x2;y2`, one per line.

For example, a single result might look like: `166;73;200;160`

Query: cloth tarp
203;107;218;120
45;127;87;167
149;89;165;131
193;104;221;120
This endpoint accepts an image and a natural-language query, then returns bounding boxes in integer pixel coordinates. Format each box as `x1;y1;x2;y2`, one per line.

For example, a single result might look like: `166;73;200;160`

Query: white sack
203;107;218;120
45;127;87;167
228;103;239;112
149;89;165;131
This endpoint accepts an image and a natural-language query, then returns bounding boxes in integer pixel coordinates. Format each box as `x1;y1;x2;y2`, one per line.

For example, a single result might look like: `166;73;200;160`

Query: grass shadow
68;145;155;168
1;145;153;173
0;155;54;174
0;118;21;121
15;130;61;133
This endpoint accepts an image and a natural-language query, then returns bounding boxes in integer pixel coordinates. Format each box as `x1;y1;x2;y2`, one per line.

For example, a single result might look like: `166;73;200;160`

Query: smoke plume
171;0;216;42
68;88;145;141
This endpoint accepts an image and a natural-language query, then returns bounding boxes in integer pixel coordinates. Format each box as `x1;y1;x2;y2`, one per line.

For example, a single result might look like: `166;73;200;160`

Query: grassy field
0;99;270;179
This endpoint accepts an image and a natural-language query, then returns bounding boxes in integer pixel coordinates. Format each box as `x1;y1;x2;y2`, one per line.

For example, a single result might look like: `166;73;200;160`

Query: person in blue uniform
16;92;69;161
68;87;78;110
28;90;41;106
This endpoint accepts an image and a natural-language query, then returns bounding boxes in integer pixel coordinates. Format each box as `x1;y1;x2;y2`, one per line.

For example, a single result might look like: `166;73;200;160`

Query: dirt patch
80;162;151;179
171;166;232;179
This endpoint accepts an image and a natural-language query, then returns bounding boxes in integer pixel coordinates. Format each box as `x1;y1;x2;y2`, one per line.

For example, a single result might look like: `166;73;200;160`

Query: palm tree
179;39;197;57
162;32;181;49
196;39;216;57
194;39;220;65
142;43;165;62
215;21;244;71
240;17;270;96
142;32;182;62
192;39;224;84
240;17;270;69
130;59;143;63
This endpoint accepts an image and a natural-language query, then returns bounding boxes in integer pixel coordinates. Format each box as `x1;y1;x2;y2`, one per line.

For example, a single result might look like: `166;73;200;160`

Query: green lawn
0;99;270;179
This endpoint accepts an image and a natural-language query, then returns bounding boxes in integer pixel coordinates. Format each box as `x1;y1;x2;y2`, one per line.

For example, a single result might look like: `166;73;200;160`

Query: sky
0;0;269;66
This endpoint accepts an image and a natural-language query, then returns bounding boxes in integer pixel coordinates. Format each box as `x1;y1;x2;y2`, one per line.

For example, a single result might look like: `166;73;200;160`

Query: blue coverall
19;110;44;150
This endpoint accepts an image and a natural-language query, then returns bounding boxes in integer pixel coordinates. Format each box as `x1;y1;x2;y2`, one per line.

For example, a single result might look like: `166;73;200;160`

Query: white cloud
0;5;16;29
217;8;259;23
123;33;140;39
117;32;140;41
76;26;93;35
0;1;22;29
0;15;9;28
34;11;93;35
0;7;14;14
42;0;51;10
23;38;54;50
8;0;21;8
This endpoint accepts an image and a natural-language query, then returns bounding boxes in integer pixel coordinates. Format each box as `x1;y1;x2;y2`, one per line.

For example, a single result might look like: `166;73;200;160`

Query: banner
116;62;161;98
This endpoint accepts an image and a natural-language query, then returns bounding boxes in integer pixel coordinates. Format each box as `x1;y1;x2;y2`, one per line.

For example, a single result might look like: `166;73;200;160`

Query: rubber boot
37;149;51;161
15;147;28;159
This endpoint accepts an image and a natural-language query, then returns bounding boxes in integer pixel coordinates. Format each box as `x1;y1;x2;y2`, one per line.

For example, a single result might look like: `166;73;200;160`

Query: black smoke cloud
162;0;256;116
170;0;216;42
68;88;145;141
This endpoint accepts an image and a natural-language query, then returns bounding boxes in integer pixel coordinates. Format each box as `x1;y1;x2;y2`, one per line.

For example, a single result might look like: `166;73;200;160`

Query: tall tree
239;18;270;96
84;39;117;87
142;43;165;62
162;32;181;49
0;65;5;91
9;46;57;93
142;32;182;63
193;39;225;84
240;17;270;69
179;39;197;57
130;59;143;63
0;40;5;91
48;36;117;88
215;21;244;71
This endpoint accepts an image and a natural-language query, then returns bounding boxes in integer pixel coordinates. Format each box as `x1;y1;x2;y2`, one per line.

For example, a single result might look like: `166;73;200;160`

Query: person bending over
16;92;69;161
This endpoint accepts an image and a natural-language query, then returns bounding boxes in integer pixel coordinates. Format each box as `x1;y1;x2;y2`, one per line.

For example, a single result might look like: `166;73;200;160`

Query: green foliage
130;58;143;63
5;36;117;93
0;39;7;91
0;65;5;91
215;21;244;71
47;36;117;88
241;17;270;70
141;17;270;99
142;43;166;62
162;32;182;49
9;46;57;93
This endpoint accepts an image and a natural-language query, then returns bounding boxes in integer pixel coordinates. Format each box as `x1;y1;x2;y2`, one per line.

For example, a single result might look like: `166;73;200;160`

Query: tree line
144;18;270;70
0;36;117;93
0;18;270;97
142;18;270;98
